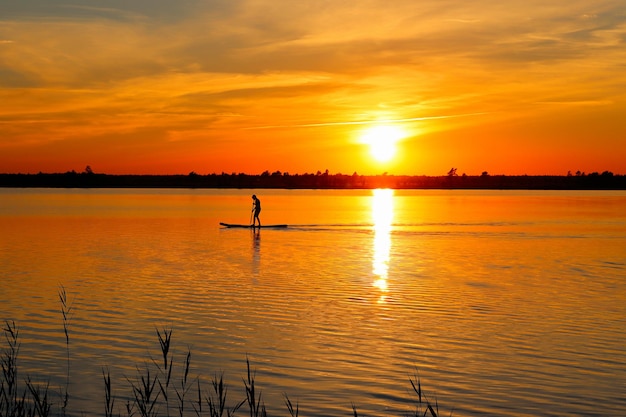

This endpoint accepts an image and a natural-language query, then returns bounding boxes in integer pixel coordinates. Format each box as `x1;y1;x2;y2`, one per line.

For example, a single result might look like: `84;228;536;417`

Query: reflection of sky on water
371;188;393;302
3;189;625;416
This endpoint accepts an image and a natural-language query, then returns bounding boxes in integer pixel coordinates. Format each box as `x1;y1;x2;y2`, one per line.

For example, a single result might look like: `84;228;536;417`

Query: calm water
1;188;625;416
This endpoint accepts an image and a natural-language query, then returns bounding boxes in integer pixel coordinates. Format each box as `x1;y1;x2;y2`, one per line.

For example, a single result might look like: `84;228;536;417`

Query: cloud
0;0;214;21
244;113;486;130
1;0;626;174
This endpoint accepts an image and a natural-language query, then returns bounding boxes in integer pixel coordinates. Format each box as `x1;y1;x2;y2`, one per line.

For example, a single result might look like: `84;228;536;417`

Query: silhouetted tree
447;167;457;176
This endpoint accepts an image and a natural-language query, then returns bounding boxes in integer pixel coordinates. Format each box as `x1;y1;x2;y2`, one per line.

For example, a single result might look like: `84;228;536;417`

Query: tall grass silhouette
59;284;73;415
1;288;447;416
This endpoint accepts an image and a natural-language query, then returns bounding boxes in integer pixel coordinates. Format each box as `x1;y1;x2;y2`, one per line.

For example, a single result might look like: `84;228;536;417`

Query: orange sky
1;1;625;176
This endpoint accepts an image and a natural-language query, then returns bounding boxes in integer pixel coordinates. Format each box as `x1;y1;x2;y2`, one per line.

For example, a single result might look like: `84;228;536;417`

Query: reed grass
1;290;448;417
58;284;73;415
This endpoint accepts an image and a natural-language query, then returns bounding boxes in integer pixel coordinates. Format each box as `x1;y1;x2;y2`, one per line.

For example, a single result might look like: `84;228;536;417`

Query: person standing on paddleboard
251;194;261;227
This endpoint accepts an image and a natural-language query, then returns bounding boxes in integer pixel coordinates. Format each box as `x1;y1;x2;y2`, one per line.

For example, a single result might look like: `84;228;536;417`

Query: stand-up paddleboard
220;222;288;229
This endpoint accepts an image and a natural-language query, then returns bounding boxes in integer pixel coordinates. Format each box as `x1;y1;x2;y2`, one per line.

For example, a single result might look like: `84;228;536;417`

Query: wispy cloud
1;0;625;174
244;113;487;130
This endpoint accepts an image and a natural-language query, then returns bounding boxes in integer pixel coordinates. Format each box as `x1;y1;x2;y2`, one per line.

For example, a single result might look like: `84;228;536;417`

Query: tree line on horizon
1;167;625;189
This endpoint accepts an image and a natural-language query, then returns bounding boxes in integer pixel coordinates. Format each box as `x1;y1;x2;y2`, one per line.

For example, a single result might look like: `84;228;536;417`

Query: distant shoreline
1;172;625;190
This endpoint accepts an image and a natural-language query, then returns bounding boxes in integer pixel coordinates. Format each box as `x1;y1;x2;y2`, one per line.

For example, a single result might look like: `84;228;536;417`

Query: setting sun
361;126;406;163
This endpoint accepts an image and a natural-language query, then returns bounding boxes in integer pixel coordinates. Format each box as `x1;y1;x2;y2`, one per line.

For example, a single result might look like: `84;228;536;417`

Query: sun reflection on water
371;188;394;302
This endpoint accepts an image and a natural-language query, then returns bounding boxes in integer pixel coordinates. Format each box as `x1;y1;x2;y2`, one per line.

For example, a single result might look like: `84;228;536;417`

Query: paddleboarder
251;194;261;227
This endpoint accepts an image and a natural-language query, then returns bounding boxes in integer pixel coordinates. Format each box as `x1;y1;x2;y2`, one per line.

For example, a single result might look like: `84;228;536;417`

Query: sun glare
361;125;405;163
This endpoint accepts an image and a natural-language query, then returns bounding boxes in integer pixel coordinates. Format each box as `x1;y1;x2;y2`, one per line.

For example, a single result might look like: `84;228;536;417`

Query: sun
360;125;405;163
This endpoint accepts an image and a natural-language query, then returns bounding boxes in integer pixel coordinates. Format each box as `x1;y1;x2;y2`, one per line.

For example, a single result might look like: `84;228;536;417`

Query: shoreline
1;172;625;190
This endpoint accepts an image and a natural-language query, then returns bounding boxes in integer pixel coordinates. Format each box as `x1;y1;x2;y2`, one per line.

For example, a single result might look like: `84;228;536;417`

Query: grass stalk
284;394;298;417
193;379;202;417
25;377;51;417
410;373;444;417
156;328;172;372
243;357;266;417
128;365;160;417
174;349;192;417
156;327;173;416
1;320;21;416
58;285;74;415
204;372;244;417
103;367;115;417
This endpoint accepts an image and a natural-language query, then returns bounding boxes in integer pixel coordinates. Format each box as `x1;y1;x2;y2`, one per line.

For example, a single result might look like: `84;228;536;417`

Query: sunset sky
1;0;625;175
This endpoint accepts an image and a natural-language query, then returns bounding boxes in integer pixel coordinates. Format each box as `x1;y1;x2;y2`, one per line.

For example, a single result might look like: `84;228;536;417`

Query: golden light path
371;188;394;302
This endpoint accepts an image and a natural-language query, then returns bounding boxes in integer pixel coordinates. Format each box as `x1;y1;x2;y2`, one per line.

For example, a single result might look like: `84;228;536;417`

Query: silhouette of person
251;194;261;227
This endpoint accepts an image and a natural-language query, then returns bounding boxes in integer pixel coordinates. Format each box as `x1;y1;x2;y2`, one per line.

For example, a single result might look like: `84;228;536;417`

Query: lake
1;188;625;416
